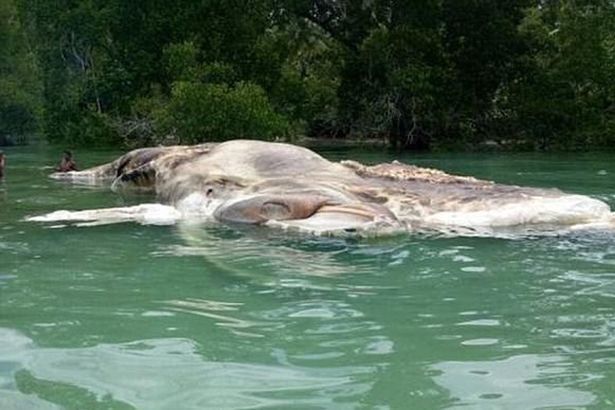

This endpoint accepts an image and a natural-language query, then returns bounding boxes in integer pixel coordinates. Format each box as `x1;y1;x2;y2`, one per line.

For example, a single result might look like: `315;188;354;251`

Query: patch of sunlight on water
0;328;373;410
432;354;596;409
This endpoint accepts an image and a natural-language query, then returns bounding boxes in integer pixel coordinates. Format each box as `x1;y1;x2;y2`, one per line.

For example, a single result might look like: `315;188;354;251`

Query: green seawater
1;145;615;409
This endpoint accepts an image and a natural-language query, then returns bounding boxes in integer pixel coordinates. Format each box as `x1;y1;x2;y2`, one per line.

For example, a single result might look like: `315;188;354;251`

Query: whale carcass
29;140;614;237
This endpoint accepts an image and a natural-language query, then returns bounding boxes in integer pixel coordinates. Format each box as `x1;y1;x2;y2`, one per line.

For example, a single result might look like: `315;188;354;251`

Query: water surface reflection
1;328;375;409
432;354;596;408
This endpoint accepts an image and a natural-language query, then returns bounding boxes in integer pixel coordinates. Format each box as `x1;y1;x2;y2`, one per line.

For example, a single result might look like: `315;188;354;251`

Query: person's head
0;150;4;161
63;150;73;160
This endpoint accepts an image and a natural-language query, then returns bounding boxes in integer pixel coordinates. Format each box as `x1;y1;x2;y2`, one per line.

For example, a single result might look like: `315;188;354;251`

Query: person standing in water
0;151;5;179
57;150;78;172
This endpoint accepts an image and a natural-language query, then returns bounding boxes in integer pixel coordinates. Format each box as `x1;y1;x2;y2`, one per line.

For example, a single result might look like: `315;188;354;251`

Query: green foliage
269;23;343;136
4;0;614;150
163;41;200;82
0;0;41;142
157;81;289;143
505;0;615;149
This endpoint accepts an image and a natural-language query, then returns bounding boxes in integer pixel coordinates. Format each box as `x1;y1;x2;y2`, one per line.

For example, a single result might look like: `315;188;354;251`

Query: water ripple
432;354;596;409
0;328;375;409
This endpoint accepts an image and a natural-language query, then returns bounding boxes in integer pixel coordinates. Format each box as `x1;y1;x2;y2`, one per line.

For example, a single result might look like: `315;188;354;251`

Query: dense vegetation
0;0;613;150
0;0;40;144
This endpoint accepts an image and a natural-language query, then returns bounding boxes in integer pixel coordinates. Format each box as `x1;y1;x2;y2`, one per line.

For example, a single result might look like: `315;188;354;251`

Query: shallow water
1;145;615;409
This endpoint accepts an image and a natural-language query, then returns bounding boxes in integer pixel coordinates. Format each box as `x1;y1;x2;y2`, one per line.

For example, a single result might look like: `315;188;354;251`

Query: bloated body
33;140;614;237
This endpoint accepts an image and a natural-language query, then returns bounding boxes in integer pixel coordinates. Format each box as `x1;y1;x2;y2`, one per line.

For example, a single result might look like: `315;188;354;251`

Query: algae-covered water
1;145;615;409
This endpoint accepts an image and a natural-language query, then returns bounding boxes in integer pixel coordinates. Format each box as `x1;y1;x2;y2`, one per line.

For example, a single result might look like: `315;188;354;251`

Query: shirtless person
0;151;5;178
57;150;78;172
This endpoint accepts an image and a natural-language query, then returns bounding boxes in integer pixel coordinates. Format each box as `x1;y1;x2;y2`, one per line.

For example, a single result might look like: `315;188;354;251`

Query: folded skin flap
213;194;332;224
